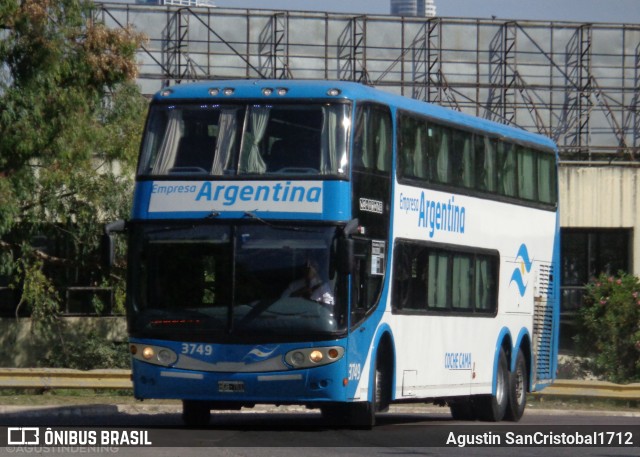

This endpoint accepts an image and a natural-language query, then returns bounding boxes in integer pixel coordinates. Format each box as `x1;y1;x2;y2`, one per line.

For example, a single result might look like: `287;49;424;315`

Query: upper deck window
137;103;351;177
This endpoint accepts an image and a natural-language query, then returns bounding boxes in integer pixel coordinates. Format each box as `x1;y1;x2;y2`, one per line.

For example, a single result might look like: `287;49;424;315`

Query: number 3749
348;363;361;381
181;343;213;356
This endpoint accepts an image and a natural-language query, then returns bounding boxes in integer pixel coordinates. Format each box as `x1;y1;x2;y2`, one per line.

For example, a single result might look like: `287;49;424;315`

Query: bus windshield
137;103;351;177
129;223;347;342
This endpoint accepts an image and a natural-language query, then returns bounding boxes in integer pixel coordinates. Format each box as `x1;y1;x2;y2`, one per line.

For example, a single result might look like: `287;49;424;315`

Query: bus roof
155;79;557;152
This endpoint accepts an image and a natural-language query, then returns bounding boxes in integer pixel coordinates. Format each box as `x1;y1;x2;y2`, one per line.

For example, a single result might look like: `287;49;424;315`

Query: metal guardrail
533;380;640;401
0;369;638;401
0;369;132;390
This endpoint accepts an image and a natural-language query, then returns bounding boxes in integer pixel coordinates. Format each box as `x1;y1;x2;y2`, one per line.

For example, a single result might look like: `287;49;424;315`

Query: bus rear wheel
476;348;509;422
505;349;527;422
182;400;211;428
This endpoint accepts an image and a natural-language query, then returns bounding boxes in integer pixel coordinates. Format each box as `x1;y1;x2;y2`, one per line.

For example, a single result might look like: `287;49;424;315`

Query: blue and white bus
106;79;559;428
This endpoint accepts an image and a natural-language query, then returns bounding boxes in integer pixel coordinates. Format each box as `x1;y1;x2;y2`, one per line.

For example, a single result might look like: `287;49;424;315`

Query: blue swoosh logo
243;346;278;362
510;268;528;297
510;244;532;297
515;243;533;273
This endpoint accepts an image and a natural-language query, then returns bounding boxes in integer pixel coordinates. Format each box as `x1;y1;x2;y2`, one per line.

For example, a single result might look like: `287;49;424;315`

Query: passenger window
353;105;392;173
392;240;499;314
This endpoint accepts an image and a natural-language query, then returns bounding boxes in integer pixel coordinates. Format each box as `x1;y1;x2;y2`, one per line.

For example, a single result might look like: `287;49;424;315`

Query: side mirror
102;220;126;269
337;238;355;274
335;218;358;274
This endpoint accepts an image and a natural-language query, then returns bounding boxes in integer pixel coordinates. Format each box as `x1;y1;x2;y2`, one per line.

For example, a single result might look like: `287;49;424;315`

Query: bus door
346;102;392;400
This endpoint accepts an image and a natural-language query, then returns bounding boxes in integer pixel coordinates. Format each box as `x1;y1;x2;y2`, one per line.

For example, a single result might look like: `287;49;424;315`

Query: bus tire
182;400;211;428
477;348;509;422
505;349;527;422
348;353;390;429
374;350;392;414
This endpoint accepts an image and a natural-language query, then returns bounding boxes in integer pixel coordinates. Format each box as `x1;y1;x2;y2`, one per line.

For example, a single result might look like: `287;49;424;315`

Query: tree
577;272;640;383
0;0;147;358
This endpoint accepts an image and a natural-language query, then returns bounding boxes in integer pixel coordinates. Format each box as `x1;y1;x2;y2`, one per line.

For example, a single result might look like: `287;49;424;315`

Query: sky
190;0;640;24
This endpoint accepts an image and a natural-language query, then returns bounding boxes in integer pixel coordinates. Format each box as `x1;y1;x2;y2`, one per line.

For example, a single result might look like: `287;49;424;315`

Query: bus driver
281;257;334;306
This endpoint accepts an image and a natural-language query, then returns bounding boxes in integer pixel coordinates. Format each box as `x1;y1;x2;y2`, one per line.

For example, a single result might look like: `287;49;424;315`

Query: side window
395;111;557;209
538;152;558;205
497;141;517;198
351;238;386;325
427;251;450;309
392;240;499;315
475;135;497;193
353;104;392;173
517;146;538;201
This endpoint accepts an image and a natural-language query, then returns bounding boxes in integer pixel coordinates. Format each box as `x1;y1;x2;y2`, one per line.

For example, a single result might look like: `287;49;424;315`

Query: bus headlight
142;347;155;360
285;346;344;369
131;344;178;367
309;350;323;363
157;349;177;365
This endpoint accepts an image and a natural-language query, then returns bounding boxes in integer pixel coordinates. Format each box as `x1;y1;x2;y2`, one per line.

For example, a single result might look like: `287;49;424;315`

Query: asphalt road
0;404;637;456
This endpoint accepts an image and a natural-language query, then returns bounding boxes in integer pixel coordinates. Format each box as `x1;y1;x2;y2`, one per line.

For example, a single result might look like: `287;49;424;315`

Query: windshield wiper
243;212;314;232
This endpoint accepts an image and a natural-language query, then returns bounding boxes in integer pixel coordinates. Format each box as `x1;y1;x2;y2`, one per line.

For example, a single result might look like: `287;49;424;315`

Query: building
391;0;437;17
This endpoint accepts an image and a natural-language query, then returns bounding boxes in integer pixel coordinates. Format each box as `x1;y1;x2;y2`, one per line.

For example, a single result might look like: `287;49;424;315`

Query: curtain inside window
239;106;269;174
518;148;536;200
538;154;554;204
354;108;369;169
321;106;339;174
376;114;390;172
436;129;449;183
211;108;239;175
461;136;473;188
475;258;490;310
483;136;496;192
500;143;516;197
428;253;448;309
414;124;427;179
452;256;472;309
152;110;183;174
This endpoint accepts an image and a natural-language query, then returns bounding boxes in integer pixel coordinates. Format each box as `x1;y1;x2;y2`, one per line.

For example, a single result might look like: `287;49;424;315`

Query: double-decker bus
104;79;559;428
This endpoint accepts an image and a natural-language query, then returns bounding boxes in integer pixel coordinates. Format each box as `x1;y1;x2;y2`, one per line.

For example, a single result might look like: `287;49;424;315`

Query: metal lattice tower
259;12;291;79
485;22;517;125
93;4;640;164
561;25;593;159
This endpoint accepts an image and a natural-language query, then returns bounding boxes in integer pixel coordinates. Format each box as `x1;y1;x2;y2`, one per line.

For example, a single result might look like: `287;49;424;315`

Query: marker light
209;88;220;96
262;88;273;96
223;88;235;96
327;88;341;96
277;88;288;96
130;345;137;355
142;347;155;360
160;89;173;97
327;348;340;359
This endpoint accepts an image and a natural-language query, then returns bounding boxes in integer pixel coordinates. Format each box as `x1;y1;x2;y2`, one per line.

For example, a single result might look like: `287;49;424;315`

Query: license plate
218;381;245;393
